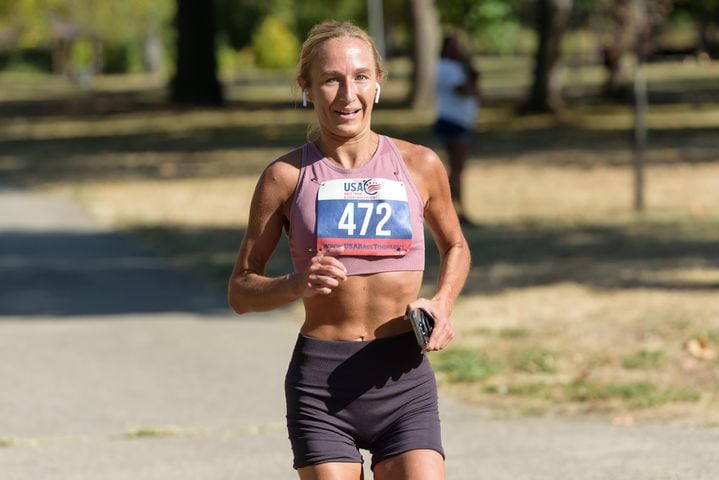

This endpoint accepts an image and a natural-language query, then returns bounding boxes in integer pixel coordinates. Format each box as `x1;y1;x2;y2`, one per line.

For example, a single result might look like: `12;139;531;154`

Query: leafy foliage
673;0;719;17
0;0;174;48
437;0;528;53
252;16;299;69
214;0;365;68
215;0;263;50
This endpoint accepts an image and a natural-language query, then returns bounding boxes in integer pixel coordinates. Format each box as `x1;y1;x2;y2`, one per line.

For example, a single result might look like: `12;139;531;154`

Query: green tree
214;0;364;69
252;16;299;69
437;0;526;54
215;0;263;50
673;0;719;53
294;0;365;38
0;0;173;73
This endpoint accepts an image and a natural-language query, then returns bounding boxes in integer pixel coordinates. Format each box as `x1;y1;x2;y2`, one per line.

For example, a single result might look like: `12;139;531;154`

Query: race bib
317;178;412;256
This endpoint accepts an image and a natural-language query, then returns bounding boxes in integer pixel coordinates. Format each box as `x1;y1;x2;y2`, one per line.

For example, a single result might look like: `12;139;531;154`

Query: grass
622;349;667;370
564;381;702;409
509;348;558;374
434;348;504;382
483;380;699;405
482;381;702;412
1;58;718;424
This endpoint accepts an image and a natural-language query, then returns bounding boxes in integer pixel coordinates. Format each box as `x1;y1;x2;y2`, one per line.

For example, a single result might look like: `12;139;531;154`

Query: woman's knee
298;462;364;480
373;449;445;480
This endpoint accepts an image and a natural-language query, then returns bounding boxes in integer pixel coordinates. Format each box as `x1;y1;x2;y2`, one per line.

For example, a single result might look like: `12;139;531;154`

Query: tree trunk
522;0;573;113
171;0;223;106
408;0;440;110
52;39;68;76
601;0;637;99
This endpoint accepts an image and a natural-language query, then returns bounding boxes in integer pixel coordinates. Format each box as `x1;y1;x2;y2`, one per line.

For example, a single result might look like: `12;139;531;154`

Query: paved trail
1;187;717;479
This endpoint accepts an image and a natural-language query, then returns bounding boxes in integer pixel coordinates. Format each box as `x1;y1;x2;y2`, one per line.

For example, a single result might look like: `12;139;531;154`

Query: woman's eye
356;74;369;81
325;78;338;84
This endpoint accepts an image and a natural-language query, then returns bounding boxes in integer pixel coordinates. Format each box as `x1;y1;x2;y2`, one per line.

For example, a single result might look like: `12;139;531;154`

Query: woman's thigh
298;462;364;480
373;449;445;480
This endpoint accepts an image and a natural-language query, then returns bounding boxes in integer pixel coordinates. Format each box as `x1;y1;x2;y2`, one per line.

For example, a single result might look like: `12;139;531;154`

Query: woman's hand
295;248;347;297
406;297;454;353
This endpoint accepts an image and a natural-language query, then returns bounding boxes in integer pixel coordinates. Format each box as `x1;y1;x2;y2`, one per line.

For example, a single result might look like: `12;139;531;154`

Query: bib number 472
338;202;392;236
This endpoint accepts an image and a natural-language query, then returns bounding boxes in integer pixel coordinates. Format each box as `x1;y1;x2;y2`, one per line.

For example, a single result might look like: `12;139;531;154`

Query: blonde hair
296;20;386;88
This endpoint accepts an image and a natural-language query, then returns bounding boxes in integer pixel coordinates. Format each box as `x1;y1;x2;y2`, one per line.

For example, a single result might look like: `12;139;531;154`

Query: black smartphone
407;308;435;349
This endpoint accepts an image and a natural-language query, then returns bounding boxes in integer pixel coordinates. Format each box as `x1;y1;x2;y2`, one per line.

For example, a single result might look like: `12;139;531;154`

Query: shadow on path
127;220;719;299
0;229;227;317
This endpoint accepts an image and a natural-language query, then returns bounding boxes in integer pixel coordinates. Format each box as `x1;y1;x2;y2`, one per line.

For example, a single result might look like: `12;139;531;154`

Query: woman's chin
331;122;371;139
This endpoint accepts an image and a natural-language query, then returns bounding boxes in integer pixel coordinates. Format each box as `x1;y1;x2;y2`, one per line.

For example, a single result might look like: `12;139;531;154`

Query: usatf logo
363;179;382;196
343;179;383;196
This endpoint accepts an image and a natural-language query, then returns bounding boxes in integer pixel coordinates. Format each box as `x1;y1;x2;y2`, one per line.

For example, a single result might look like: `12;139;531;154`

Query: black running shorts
285;331;444;470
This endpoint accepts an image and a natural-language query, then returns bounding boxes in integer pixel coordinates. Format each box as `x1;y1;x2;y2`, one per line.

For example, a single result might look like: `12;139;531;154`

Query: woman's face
307;36;379;141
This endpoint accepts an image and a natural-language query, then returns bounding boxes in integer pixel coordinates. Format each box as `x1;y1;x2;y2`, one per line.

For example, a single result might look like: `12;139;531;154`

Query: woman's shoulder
386;136;443;173
269;145;303;170
385;137;446;203
257;146;303;194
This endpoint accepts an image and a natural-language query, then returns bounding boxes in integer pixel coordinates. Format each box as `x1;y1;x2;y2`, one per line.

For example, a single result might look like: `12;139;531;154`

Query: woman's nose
337;81;357;102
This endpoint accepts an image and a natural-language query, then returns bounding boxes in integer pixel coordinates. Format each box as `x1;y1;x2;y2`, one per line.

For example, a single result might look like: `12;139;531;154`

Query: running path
0;187;717;479
0;186;298;479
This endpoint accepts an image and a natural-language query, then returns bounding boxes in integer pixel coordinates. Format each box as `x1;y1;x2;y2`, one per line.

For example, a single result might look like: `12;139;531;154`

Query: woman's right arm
227;157;347;314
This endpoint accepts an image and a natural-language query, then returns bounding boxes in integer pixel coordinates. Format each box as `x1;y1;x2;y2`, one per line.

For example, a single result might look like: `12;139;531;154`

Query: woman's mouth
334;108;361;119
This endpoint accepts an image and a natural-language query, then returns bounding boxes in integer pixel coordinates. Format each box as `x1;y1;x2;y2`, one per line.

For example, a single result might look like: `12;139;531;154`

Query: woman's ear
298;79;311;107
374;83;381;104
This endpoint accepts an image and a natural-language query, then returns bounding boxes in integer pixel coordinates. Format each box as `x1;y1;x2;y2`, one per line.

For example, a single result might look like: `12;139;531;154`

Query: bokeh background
1;0;718;425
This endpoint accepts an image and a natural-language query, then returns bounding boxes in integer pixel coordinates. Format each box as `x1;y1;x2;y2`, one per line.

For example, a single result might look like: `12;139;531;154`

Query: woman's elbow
227;293;248;315
227;281;254;315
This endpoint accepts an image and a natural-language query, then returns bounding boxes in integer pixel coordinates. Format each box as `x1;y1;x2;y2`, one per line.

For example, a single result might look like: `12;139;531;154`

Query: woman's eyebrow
319;67;372;77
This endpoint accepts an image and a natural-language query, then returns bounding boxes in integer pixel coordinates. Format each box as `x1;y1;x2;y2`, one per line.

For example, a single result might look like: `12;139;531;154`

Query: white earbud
374;83;381;104
302;89;309;107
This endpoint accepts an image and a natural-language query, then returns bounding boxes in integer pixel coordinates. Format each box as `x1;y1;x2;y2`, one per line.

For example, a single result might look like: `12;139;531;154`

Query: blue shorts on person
434;118;472;143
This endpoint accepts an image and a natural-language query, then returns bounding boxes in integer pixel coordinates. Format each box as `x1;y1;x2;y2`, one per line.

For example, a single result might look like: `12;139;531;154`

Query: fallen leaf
686;338;715;360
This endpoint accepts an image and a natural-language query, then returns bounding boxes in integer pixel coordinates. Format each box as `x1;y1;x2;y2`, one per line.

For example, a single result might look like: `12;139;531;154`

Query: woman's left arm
405;144;471;351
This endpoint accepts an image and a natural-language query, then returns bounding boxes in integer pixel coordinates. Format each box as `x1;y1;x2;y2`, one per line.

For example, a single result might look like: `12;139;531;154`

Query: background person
434;33;480;227
228;20;470;480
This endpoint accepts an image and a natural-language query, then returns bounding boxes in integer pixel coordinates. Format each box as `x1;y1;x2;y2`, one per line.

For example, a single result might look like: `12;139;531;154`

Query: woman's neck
316;130;379;170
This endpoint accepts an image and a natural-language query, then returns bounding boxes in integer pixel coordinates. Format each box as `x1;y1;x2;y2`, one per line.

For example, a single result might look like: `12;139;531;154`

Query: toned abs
301;270;423;341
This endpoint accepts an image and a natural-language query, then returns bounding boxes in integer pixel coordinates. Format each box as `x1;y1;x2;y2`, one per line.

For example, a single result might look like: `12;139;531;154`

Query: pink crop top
288;135;425;275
